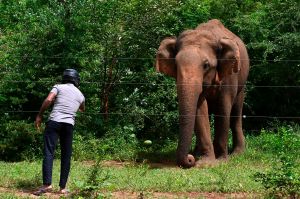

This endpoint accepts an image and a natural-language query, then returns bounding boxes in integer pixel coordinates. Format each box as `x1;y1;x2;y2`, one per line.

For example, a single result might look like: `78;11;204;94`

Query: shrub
73;160;112;198
73;125;139;161
0;120;43;161
255;155;300;198
254;124;300;198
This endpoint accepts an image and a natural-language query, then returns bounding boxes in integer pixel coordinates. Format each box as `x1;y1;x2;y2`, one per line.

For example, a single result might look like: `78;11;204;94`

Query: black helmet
62;69;80;87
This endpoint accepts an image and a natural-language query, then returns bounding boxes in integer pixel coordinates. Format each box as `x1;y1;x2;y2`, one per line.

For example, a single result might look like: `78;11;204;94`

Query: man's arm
35;92;57;130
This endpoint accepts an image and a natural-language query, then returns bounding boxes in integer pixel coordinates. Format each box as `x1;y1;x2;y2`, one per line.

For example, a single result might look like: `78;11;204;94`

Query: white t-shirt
48;83;85;125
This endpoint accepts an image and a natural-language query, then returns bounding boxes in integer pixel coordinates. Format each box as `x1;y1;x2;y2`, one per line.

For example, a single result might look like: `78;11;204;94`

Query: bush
255;155;300;198
73;125;139;161
254;124;300;198
0;120;43;161
253;124;300;155
73;160;113;198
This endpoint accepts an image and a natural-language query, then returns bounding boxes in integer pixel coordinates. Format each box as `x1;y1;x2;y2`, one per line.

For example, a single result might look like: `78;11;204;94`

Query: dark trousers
42;120;74;189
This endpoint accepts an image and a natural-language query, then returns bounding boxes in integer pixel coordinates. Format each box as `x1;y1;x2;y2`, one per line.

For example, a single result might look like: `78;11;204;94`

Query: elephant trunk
176;81;201;168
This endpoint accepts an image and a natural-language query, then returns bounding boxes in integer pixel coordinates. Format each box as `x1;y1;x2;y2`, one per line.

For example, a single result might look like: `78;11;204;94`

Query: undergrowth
253;124;300;198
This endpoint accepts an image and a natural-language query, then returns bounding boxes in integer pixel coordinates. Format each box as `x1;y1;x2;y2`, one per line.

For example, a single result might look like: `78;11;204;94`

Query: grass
0;158;264;198
0;126;299;198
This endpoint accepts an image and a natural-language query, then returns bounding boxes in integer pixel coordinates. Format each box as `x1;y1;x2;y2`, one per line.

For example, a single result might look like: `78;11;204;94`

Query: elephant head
156;26;241;168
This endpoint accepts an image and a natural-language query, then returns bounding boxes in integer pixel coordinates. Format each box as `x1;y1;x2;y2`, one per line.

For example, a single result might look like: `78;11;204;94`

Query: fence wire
2;110;299;120
0;80;299;88
1;58;299;119
2;56;300;62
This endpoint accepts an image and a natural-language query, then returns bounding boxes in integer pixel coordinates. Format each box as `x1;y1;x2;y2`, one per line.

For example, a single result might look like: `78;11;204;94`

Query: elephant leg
194;100;215;161
230;90;245;154
213;96;232;159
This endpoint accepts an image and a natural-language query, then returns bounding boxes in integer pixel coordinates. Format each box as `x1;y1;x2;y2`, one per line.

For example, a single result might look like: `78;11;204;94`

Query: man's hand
79;101;85;112
35;114;43;131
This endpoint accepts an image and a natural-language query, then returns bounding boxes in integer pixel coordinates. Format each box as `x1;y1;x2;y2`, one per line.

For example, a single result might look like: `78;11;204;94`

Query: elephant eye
203;61;210;70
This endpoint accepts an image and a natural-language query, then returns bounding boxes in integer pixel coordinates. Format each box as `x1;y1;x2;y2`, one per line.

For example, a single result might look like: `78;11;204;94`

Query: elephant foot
215;153;228;160
214;146;228;159
193;146;215;159
192;149;201;158
231;146;245;155
195;156;217;168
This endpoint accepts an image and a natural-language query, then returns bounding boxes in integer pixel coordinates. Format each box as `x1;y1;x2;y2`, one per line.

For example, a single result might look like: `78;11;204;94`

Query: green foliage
73;161;113;198
1;0;300;161
176;0;212;29
73;125;139;161
0;120;42;161
235;0;300;120
255;156;300;198
252;124;300;155
254;125;300;198
114;69;179;140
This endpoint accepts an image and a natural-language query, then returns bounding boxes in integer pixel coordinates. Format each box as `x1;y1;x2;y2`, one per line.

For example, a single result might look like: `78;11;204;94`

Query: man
34;69;85;195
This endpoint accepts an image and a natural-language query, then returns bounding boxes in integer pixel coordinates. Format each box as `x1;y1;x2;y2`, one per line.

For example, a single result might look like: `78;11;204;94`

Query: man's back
49;83;85;125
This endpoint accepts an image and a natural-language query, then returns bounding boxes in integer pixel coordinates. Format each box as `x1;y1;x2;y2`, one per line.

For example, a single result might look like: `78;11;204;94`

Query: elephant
155;19;249;168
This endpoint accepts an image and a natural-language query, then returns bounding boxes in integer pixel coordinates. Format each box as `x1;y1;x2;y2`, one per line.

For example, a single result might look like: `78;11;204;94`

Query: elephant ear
155;37;177;78
217;38;241;81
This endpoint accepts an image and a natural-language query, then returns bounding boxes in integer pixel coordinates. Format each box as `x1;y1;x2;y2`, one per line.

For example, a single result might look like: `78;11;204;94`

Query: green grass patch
0;124;299;198
0;157;264;195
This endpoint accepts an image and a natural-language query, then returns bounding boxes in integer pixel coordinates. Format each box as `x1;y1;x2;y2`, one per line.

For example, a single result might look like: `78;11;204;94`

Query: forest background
0;0;299;161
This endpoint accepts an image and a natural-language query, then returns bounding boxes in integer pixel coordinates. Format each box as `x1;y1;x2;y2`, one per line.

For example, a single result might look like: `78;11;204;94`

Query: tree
234;1;300;122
